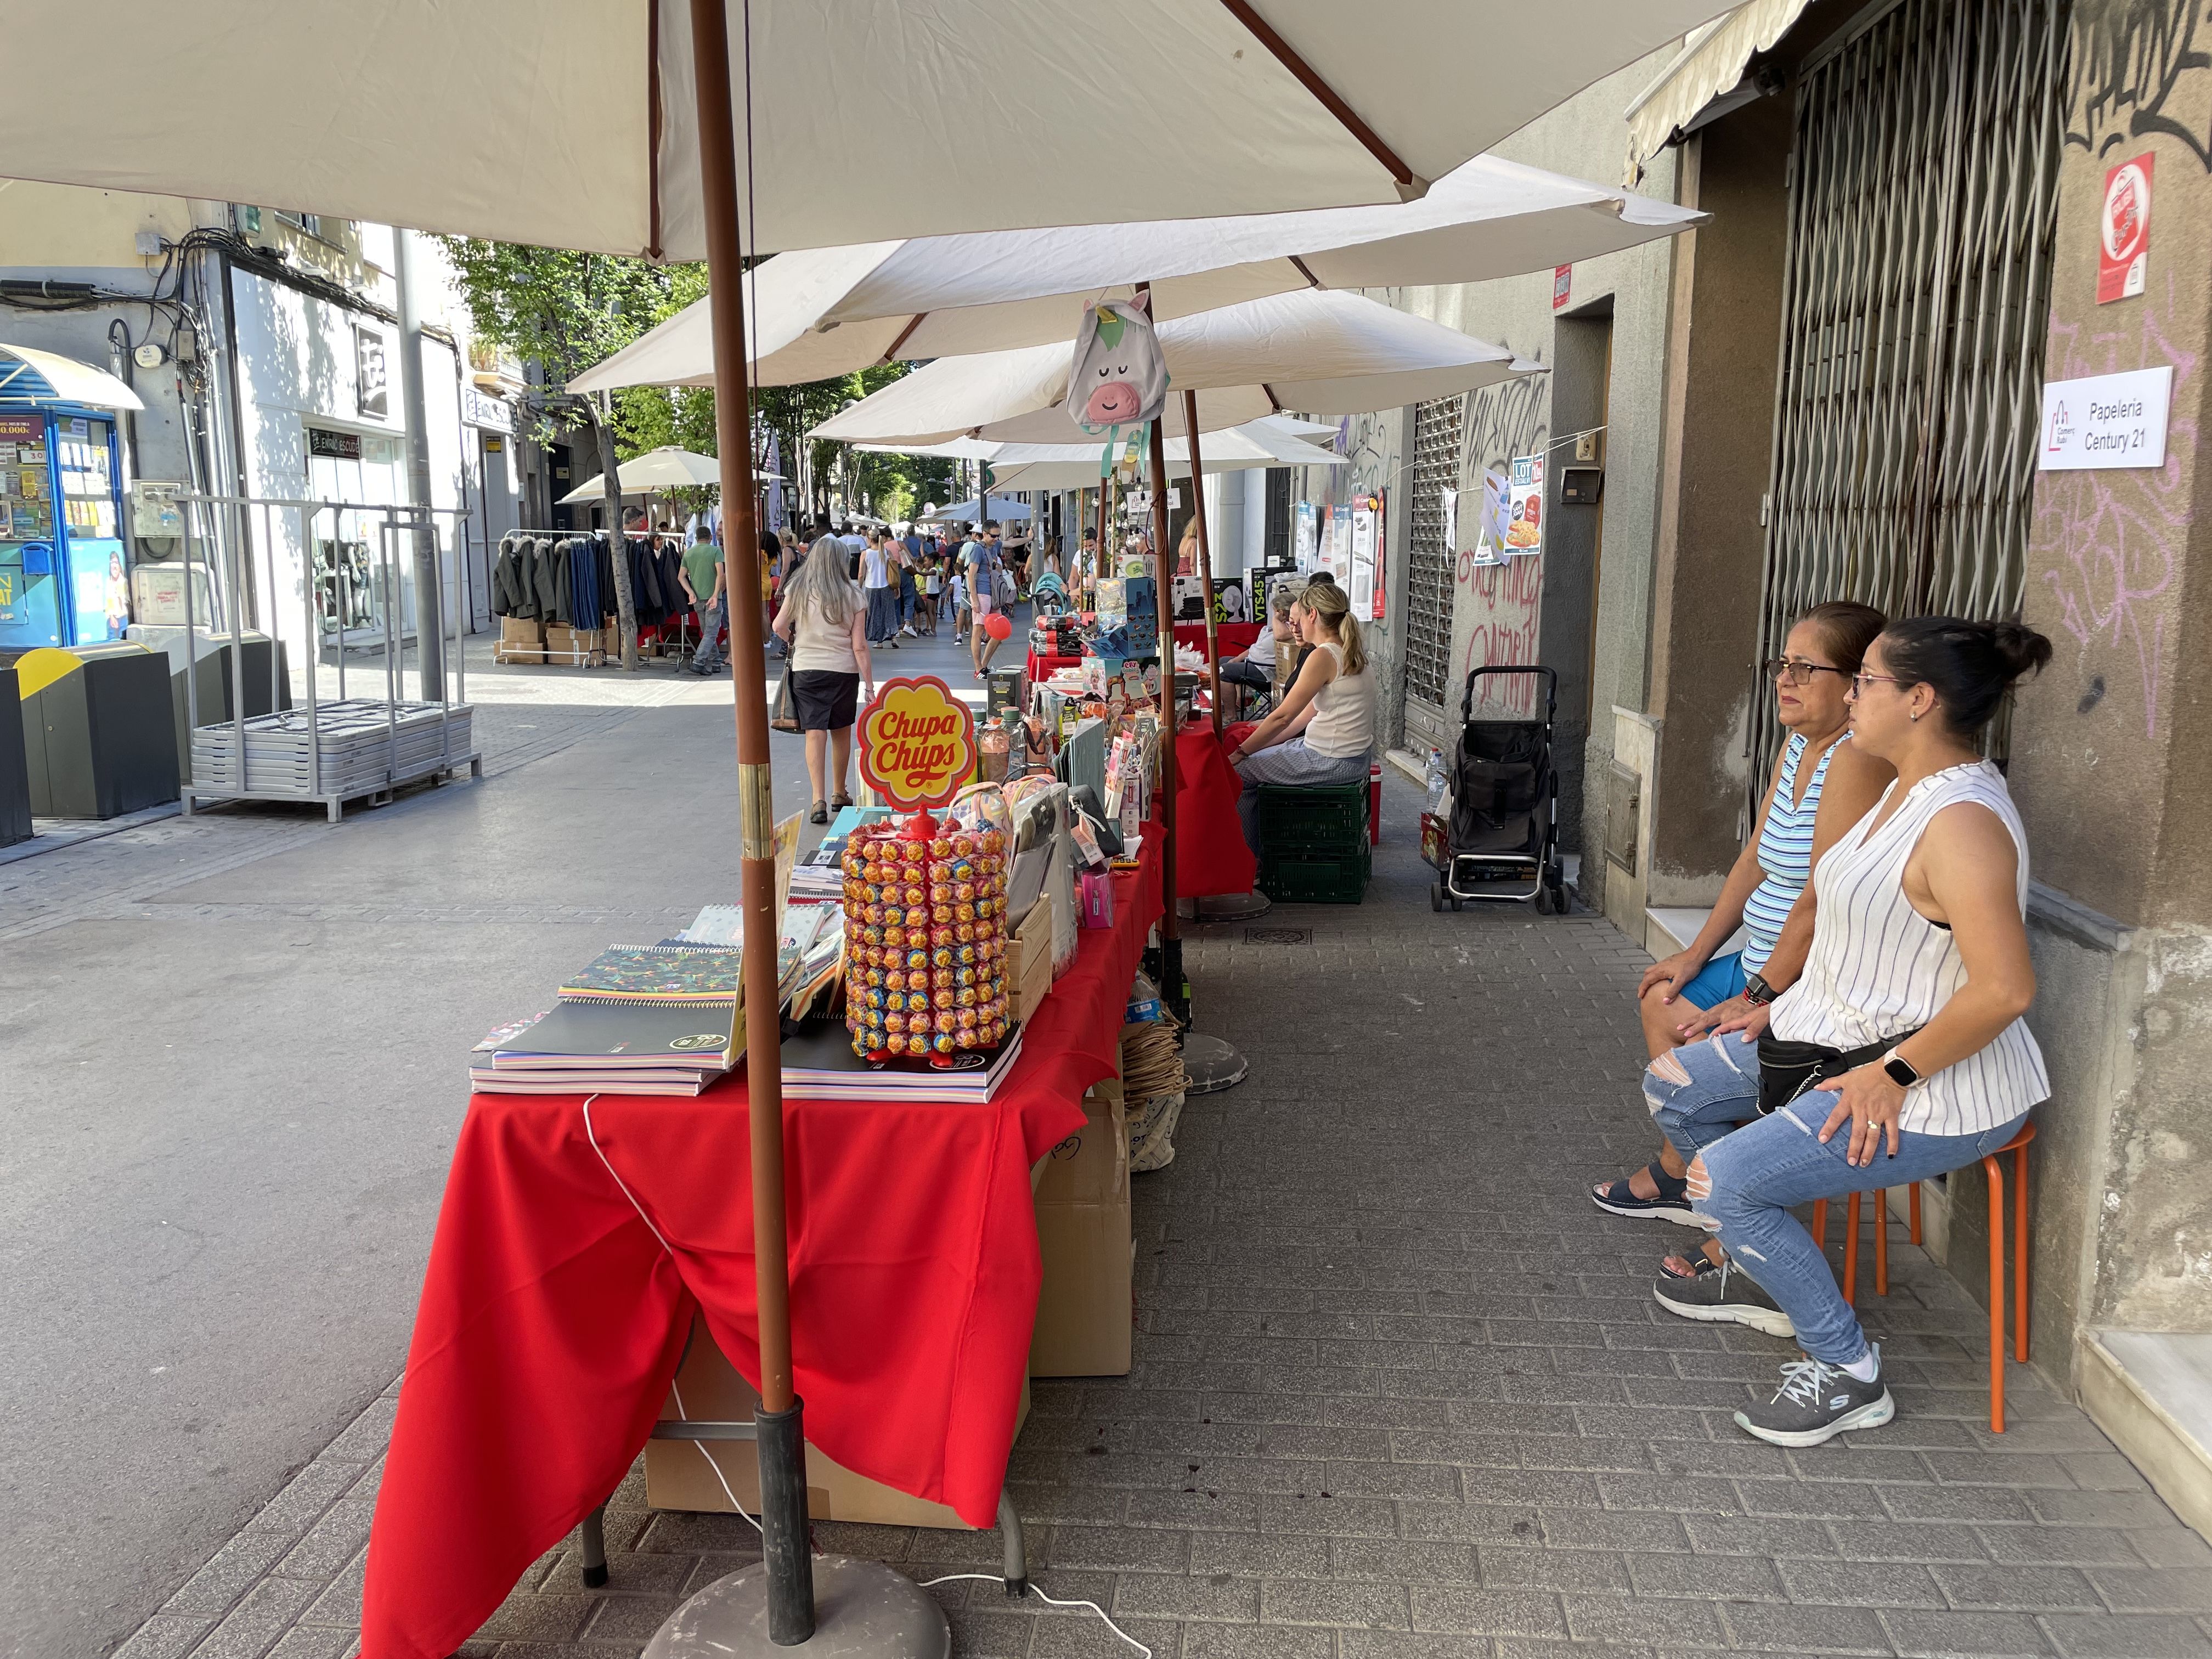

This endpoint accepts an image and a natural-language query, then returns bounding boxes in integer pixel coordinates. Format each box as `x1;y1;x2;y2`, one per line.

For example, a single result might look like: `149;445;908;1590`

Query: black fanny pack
1756;1029;1922;1118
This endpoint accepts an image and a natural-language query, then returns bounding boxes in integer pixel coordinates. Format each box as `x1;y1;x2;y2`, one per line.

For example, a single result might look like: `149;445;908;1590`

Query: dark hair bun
1880;616;2052;735
1988;621;2053;682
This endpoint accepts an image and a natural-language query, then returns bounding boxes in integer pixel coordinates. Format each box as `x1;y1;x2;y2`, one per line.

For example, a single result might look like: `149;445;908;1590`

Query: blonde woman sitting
1228;579;1375;854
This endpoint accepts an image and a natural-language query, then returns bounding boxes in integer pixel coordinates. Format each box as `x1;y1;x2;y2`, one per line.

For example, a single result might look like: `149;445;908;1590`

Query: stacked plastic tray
191;699;473;799
1255;782;1371;904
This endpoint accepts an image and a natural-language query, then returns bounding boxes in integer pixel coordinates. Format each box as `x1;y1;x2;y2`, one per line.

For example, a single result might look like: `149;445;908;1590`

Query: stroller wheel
1534;885;1555;916
1449;893;1463;912
1431;881;1443;913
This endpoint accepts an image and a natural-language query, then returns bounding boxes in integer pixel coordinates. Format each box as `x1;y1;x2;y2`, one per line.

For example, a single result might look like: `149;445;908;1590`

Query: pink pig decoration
1065;293;1169;437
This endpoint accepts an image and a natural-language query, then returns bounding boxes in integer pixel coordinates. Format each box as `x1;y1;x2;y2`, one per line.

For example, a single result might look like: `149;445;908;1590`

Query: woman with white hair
773;534;877;823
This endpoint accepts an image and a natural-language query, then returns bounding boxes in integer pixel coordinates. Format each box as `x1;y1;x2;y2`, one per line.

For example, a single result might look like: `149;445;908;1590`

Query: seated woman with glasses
1645;617;2053;1445
1592;601;1892;1227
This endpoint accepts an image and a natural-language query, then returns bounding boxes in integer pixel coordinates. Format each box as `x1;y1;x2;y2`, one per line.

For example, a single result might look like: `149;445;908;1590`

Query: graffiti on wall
2032;271;2197;737
2066;0;2212;169
1450;362;1549;715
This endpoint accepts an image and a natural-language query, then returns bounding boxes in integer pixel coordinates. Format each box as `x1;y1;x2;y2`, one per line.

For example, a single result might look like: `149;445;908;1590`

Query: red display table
1174;621;1261;658
360;838;1164;1659
1176;722;1257;895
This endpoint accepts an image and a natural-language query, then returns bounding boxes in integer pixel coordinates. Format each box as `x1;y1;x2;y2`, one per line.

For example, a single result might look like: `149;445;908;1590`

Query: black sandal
1590;1158;1697;1225
809;800;828;825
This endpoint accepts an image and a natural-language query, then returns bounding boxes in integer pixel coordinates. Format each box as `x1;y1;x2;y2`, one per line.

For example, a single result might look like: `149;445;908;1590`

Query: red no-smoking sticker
2099;153;2153;304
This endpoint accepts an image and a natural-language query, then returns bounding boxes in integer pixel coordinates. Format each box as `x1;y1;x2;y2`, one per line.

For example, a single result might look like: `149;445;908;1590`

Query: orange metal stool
1824;1121;2036;1431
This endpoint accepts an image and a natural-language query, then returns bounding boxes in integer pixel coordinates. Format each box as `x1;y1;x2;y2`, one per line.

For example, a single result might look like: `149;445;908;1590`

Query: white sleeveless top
1771;760;2047;1137
1305;641;1376;759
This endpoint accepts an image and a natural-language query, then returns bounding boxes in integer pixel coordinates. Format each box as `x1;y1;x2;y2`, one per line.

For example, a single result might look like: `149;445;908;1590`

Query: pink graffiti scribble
2034;270;2196;738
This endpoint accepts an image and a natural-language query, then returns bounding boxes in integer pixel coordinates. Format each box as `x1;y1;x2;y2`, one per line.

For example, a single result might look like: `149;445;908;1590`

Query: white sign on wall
2039;365;2172;471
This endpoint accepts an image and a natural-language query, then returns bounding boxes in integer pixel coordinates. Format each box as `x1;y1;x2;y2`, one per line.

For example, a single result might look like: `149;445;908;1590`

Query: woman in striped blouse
1592;602;1891;1226
1645;617;2053;1446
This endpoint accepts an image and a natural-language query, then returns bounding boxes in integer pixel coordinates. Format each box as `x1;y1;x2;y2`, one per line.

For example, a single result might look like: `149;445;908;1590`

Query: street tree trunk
593;407;639;670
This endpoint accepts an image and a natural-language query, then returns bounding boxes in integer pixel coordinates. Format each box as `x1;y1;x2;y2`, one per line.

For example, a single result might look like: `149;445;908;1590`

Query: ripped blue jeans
1644;1034;2030;1363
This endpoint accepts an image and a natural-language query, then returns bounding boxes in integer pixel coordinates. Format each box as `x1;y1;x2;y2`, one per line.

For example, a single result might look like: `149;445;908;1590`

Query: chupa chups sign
857;675;977;812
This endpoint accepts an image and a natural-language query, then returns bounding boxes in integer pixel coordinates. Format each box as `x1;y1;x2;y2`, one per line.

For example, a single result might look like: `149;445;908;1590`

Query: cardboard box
646;1313;1027;1527
494;615;547;664
1029;1076;1132;1377
544;624;605;664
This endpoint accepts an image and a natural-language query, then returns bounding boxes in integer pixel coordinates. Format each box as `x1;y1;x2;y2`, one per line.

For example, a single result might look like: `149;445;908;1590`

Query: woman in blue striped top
1593;602;1892;1227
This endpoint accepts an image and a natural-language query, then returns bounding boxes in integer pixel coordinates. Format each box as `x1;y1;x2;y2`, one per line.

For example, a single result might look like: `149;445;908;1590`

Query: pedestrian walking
965;521;1007;678
678;523;727;676
920;546;943;635
774;534;876;824
861;528;900;646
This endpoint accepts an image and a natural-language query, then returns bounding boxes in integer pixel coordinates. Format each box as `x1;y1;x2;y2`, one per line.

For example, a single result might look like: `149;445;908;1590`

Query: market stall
360;830;1163;1659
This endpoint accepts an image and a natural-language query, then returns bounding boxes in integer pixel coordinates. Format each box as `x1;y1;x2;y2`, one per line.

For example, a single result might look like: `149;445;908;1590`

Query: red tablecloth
361;838;1164;1659
1024;647;1084;684
1176;722;1257;896
1175;621;1261;658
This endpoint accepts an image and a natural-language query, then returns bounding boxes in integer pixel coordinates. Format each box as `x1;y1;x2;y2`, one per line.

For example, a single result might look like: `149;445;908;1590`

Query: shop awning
0;342;145;410
1623;0;1815;184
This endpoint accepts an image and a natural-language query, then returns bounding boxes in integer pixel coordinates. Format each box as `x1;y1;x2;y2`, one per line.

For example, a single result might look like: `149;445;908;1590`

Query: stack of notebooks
469;945;745;1096
789;805;894;901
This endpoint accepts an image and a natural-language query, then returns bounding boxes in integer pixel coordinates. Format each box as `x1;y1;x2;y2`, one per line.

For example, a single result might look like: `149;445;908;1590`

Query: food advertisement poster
1506;455;1544;556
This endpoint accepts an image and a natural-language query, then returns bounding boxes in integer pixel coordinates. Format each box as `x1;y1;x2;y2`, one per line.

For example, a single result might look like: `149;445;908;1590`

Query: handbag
1756;1028;1922;1118
770;664;799;732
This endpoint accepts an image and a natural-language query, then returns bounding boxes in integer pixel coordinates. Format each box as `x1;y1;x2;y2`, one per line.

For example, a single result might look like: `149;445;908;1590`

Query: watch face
1884;1057;1917;1086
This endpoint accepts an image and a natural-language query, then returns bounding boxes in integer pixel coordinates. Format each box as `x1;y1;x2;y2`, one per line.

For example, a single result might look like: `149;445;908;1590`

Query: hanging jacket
492;533;536;618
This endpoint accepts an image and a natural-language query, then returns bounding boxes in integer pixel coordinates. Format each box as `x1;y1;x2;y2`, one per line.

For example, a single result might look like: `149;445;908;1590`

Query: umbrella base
1181;1031;1249;1096
1178;891;1273;922
641;1555;950;1658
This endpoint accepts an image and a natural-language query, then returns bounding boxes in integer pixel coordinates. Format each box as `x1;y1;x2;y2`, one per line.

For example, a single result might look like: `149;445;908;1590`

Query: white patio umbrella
919;496;1034;522
556;445;786;503
811;289;1535;447
977;422;1347;492
568;155;1702;393
4;2;1734;259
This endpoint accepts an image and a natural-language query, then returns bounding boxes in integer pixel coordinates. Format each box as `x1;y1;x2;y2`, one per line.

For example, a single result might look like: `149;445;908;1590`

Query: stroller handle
1462;663;1557;721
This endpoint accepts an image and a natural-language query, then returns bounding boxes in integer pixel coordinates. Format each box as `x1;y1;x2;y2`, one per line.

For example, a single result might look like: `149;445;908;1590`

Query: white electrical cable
919;1574;1152;1657
581;1096;765;1538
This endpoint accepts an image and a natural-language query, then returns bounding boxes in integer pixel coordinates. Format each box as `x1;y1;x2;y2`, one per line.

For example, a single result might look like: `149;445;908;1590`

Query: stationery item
1080;869;1116;928
774;1018;1025;1103
560;945;745;1005
473;1013;548;1053
489;1002;737;1073
467;1066;713;1097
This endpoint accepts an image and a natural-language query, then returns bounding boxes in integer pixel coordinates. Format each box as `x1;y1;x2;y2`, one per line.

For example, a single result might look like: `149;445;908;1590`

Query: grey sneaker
1735;1349;1895;1446
1652;1257;1796;1338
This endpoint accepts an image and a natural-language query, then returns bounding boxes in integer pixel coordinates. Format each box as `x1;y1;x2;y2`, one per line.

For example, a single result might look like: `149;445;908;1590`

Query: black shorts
791;669;860;732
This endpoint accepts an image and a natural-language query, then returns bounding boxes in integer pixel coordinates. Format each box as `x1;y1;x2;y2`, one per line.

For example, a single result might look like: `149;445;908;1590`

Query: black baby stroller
1431;664;1566;915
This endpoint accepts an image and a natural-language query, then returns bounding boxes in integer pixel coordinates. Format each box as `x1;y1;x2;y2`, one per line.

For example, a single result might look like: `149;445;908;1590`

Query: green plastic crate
1256;782;1369;855
1259;843;1371;904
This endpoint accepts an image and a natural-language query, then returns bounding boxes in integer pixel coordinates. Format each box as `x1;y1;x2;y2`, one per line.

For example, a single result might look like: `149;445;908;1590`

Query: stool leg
579;1504;608;1588
1843;1192;1861;1305
1909;1182;1922;1246
1985;1154;2006;1434
997;1483;1028;1597
2015;1142;2031;1364
1811;1198;1827;1255
1874;1188;1889;1297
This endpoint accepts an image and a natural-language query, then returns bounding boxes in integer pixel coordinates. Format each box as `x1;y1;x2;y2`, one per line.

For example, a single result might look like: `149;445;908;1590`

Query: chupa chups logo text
857;676;977;810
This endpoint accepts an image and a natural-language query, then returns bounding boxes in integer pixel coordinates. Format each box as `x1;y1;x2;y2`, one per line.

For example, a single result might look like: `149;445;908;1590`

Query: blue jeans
1646;1035;2030;1363
693;596;726;672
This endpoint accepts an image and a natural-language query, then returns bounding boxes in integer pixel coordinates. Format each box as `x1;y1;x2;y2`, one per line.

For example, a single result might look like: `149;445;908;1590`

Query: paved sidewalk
115;772;2212;1659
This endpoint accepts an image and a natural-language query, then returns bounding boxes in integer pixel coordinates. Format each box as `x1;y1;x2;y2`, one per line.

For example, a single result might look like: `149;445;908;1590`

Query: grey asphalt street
0;615;972;1659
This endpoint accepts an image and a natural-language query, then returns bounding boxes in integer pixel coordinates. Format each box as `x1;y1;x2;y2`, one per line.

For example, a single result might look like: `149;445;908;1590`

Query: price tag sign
857;675;977;810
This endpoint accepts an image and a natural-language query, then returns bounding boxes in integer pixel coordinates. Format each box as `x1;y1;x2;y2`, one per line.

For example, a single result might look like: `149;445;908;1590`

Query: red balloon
984;611;1013;641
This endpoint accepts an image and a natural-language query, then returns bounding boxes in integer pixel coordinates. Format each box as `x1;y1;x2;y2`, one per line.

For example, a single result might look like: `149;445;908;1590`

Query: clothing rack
495;527;700;664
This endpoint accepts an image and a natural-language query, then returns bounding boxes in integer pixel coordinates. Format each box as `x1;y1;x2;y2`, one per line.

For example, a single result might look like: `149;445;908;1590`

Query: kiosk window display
0;404;129;652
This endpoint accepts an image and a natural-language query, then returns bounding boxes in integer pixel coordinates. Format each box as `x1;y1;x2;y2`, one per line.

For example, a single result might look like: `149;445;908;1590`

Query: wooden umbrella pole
691;0;814;1643
1182;390;1223;736
1146;390;1184;1016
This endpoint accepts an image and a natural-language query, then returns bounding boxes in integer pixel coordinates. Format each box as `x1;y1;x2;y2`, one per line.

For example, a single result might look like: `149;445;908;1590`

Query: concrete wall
1381;52;1685;876
2005;0;2212;1362
1639;96;1794;910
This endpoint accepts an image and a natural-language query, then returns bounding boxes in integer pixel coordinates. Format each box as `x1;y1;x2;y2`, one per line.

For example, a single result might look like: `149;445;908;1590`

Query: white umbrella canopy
811;290;1537;447
555;444;783;503
568;156;1703;393
920;497;1034;523
871;419;1346;493
4;1;1735;258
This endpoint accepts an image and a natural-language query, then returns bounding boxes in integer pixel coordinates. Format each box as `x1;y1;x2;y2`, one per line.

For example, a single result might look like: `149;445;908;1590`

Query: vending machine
0;406;127;651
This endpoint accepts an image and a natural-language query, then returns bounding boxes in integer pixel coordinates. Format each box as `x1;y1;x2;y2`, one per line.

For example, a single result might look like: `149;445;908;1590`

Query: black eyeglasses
1764;657;1850;686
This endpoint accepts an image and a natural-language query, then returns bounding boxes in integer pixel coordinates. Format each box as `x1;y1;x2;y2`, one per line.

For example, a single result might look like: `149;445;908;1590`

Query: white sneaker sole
1734;1389;1895;1447
1651;1282;1797;1339
1590;1190;1703;1226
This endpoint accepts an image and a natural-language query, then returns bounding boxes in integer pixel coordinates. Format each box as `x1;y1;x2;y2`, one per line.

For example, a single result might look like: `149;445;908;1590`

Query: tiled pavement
115;773;2212;1659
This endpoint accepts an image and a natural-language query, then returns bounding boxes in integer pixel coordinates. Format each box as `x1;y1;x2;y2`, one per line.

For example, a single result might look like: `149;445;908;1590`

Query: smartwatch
1742;973;1776;1006
1882;1048;1922;1088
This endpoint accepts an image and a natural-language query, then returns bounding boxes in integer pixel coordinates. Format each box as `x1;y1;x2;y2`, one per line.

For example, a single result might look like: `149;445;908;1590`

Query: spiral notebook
558;945;745;1006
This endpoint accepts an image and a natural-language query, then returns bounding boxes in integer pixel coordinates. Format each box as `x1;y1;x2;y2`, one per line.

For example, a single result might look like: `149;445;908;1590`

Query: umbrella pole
691;0;813;1644
1144;409;1185;1024
1182;391;1224;738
